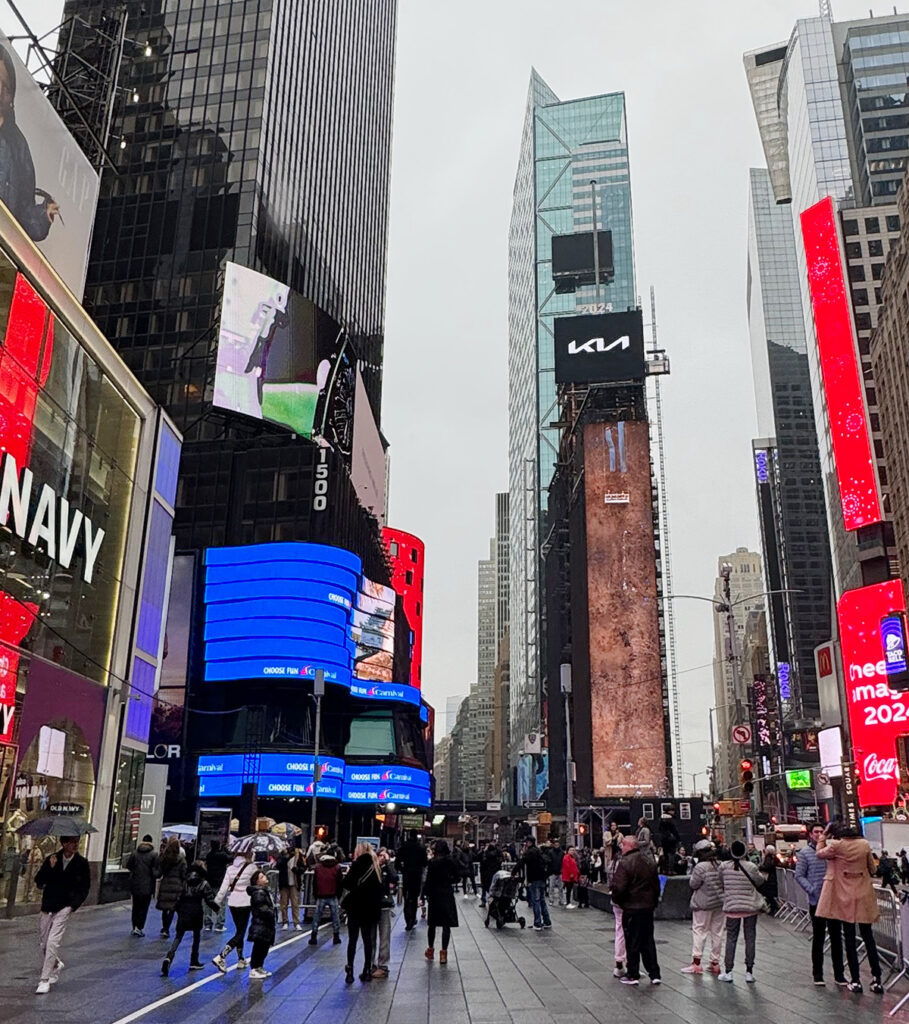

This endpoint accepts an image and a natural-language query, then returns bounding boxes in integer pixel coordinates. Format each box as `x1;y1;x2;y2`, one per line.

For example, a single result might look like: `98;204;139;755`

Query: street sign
732;724;753;745
486;801;502;812
716;800;736;816
524;800;545;809
739;800;751;814
818;772;830;786
538;811;553;824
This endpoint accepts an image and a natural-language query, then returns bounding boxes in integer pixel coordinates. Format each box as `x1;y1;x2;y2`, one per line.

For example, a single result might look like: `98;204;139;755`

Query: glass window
345;712;395;757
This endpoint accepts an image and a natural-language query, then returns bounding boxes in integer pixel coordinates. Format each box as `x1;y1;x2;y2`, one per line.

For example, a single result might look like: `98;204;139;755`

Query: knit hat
730;840;747;858
693;839;713;853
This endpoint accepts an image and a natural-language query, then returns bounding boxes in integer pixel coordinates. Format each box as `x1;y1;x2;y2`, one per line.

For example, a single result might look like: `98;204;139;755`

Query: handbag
340;862;375;912
735;859;770;914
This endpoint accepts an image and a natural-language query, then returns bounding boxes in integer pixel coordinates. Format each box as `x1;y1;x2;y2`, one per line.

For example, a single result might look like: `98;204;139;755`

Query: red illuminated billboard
800;198;882;531
383;527;425;689
583;420;666;796
837;579;908;807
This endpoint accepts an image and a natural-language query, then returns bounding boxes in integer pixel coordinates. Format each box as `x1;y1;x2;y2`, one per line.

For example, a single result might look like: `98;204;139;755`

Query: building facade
711;549;765;796
747;167;832;723
508;72;635;767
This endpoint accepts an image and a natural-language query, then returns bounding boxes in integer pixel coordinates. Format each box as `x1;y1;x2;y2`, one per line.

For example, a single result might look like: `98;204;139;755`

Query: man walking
204;839;231;932
611;834;661;986
520;837;551;931
547;840;566;907
397;830;428;929
795;823;846;986
308;848;343;945
126;833;157;936
33;834;91;994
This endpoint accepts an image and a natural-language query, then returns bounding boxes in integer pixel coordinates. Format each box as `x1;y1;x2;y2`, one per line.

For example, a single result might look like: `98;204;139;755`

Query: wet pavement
0;894;906;1023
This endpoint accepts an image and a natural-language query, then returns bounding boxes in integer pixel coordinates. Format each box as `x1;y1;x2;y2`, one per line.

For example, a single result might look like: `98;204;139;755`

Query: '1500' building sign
0;452;105;584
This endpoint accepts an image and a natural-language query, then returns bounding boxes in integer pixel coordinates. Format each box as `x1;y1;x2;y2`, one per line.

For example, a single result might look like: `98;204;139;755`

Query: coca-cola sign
863;754;899;782
838;579;909;807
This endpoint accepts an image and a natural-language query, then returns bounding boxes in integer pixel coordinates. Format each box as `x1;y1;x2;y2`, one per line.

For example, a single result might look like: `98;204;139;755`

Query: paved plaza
1;896;907;1024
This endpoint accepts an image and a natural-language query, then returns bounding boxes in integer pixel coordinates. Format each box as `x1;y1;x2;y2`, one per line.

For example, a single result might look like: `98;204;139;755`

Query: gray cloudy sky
2;0;885;789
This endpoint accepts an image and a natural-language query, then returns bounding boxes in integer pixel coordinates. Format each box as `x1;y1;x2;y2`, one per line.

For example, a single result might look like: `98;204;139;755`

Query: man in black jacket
34;835;91;994
204;840;231;931
397;831;428;930
610;835;661;985
519;838;551;930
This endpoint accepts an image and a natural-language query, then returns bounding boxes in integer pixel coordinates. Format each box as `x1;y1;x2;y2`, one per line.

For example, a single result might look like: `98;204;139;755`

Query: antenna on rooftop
819;0;834;20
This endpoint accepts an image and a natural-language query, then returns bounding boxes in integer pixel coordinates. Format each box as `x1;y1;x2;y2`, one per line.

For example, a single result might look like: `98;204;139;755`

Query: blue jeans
528;880;551;928
311;896;341;937
204;902;226;930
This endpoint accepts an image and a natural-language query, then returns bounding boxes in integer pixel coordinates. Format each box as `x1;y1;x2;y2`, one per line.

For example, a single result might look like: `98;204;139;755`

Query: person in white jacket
212;852;258;972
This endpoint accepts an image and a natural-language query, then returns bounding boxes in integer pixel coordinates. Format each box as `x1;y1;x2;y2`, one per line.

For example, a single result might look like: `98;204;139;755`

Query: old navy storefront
0;203;180;912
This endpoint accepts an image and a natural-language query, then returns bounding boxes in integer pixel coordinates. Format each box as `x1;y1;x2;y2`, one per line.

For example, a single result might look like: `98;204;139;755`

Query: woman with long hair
341;842;383;984
155;837;186;938
212;851;258;973
816;822;884;993
422;840;460;964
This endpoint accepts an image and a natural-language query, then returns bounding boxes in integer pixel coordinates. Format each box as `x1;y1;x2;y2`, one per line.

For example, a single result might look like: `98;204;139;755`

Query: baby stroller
484;869;526;930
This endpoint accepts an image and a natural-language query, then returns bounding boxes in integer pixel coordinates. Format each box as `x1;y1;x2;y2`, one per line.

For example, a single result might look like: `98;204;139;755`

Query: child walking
162;861;219;976
247;869;277;979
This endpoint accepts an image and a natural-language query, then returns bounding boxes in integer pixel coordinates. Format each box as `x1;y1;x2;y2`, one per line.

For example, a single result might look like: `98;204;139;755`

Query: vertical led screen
353;578;395;683
837;579;909;807
383;527;425;690
583;420;666;797
800;198;882;531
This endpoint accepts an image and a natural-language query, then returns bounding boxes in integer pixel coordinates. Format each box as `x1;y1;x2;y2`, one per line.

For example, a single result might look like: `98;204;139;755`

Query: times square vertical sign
801;198;905;807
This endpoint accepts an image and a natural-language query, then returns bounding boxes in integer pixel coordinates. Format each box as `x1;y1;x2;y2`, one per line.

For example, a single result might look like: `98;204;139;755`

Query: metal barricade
888;896;909;1016
776;869;811;931
864;886;902;979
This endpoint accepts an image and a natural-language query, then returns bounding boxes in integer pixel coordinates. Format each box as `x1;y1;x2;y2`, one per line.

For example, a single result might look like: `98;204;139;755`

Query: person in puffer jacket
246;870;277;979
717;840;767;983
212;852;258;972
161;862;219;976
680;840;724;976
796;823;845;986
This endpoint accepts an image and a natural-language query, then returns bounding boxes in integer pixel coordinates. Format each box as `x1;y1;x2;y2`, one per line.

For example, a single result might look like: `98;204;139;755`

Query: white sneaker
281;923;289;930
651;978;662;985
745;971;755;984
212;955;227;973
237;957;249;969
294;924;301;931
718;972;734;983
613;966;626;978
249;967;272;979
35;981;51;994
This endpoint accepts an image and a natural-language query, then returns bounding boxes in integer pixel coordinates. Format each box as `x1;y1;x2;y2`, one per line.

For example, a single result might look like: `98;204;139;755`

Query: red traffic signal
740;759;753;772
713;802;721;812
740;758;755;795
578;824;587;835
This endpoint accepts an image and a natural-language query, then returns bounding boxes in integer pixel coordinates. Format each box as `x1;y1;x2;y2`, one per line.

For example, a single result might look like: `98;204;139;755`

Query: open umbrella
17;816;97;838
229;831;290;857
270;822;301;839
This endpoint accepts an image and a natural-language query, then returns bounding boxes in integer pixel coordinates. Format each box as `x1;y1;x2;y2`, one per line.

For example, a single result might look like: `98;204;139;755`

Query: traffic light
315;825;328;841
578;824;587;836
740;759;754;795
713;802;721;813
701;825;709;836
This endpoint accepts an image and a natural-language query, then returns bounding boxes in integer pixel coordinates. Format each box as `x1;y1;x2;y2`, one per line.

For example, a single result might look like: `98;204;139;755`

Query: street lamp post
309;669;325;848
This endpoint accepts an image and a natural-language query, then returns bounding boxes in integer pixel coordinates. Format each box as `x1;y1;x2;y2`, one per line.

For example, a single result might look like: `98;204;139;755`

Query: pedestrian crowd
28;815;897;1001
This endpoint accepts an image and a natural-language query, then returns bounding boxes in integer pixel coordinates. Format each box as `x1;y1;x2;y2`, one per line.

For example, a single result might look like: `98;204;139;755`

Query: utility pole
309;669;325;848
561;663;575;847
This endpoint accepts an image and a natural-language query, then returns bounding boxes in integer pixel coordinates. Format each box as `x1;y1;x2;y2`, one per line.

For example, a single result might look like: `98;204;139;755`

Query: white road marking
108;927;317;1024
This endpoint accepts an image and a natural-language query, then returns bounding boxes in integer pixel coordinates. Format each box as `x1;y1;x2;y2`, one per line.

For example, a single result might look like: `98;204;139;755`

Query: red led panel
837;579;908;807
800;197;882;531
382;526;424;690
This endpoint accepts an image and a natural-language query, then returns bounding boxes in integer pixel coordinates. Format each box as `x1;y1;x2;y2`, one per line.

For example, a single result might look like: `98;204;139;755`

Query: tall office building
745;12;909;597
747;167;832;722
55;0;396;565
508;72;635;763
711;549;765;796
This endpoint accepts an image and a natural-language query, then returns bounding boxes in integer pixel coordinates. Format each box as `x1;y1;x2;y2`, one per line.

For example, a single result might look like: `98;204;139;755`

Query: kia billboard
213;262;352;447
583;419;667;797
553;309;645;385
837;578;909;807
0;33;99;297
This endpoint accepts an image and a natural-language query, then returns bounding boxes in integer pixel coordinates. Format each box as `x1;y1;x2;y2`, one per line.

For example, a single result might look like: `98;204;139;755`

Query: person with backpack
246;869;278;979
212;851;258;973
161;861;219;976
126;834;158;936
154;838;187;939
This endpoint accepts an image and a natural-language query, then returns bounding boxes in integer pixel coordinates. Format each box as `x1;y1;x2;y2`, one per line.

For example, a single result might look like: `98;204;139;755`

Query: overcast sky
3;0;889;792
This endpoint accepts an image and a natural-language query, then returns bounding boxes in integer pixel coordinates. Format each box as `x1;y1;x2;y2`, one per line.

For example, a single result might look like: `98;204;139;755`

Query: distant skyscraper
712;548;765;796
747;167;832;722
508;72;635;763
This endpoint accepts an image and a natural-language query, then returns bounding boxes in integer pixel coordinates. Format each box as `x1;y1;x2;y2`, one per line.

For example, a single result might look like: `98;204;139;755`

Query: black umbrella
17;816;97;838
229;831;290;856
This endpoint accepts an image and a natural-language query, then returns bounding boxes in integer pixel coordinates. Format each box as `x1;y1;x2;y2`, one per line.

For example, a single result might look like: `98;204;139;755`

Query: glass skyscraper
508;72;635;760
747;167;832;722
54;0;396;566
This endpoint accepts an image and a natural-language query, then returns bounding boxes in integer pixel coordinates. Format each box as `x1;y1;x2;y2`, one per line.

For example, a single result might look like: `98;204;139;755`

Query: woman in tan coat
816;822;883;994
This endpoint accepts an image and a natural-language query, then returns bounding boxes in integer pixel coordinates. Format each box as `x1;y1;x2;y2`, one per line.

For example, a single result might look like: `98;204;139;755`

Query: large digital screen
351;367;386;523
353;577;395;683
837;578;908;806
0;32;99;297
553;310;645;385
800;198;882;531
213;263;353;444
344;764;431;789
583;420;667;797
341;784;431;807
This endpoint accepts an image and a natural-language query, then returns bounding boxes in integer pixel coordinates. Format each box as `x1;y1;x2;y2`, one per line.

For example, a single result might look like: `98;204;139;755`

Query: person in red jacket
309;851;344;946
562;847;581;909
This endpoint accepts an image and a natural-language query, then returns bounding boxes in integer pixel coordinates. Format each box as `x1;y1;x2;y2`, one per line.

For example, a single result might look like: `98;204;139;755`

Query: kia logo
863;754;900;781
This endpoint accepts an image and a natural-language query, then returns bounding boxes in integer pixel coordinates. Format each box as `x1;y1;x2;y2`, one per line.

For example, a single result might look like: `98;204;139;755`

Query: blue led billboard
341;784;432;807
344;764;431;789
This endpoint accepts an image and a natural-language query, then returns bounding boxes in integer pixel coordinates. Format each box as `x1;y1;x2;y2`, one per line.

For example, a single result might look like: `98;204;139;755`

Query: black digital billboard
551;232;614;293
553;309;646;385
